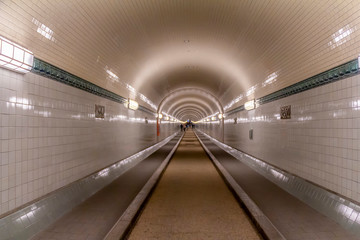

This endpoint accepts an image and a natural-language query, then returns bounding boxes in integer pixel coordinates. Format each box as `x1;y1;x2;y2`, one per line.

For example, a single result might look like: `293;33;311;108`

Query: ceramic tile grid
0;67;177;218
199;73;360;203
0;131;179;240
199;130;360;236
1;1;360;108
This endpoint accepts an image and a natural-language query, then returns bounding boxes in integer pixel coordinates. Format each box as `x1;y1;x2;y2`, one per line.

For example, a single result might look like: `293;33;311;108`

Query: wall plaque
280;105;291;119
95;104;105;118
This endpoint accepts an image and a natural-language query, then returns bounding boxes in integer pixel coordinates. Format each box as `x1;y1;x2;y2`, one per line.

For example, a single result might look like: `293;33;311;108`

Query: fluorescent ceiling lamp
0;36;33;73
124;99;139;110
244;99;255;110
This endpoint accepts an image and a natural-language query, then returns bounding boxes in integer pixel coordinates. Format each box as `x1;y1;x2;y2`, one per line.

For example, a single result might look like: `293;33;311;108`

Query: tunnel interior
1;1;360;239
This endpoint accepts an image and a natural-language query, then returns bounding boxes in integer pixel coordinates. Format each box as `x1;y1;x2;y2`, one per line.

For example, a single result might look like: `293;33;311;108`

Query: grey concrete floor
128;130;261;240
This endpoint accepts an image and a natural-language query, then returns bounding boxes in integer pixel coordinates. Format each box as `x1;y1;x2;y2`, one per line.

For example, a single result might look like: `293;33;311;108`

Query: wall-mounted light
157;113;163;119
164;116;170;121
206;118;210;122
211;116;216;121
0;36;33;73
124;99;139;110
218;113;223;119
244;99;255;110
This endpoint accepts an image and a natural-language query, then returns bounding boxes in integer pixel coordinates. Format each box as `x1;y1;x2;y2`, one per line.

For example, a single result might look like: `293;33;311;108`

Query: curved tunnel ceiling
172;105;207;120
1;1;360;119
175;109;204;121
159;88;223;121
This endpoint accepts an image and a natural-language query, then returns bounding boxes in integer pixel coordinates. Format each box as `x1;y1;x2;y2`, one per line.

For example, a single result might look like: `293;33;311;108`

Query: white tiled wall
0;68;177;216
199;74;360;203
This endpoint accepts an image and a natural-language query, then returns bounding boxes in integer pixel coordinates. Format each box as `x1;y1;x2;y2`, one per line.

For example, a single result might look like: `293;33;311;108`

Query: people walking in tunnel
180;124;183;131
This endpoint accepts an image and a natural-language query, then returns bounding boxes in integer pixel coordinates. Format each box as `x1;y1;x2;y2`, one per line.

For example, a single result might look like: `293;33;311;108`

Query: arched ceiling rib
171;105;207;118
175;109;204;121
165;98;214;117
179;114;198;122
1;1;359;115
159;88;223;114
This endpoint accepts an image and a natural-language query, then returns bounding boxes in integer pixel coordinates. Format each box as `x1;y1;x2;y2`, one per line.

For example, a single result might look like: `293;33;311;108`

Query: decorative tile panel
280;105;291;119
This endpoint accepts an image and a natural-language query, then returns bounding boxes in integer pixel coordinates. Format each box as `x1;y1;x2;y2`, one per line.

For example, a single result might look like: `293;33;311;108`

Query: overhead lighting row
156;112;182;122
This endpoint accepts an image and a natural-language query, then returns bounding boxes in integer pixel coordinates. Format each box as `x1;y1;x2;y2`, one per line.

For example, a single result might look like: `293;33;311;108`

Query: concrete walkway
128;130;261;240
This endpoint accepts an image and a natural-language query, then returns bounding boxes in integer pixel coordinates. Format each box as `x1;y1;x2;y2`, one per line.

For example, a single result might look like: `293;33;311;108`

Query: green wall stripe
225;58;359;115
31;58;155;115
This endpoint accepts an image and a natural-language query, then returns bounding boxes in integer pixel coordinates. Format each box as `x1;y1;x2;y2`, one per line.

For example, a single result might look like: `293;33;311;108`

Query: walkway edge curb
103;132;184;240
194;131;286;240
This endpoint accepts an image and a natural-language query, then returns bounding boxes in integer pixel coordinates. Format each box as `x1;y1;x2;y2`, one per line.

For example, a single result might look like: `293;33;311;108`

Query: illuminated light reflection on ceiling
132;47;249;92
224;94;243;110
246;84;258;97
262;72;278;87
105;67;119;82
328;24;356;49
32;18;57;42
224;72;278;111
105;68;157;110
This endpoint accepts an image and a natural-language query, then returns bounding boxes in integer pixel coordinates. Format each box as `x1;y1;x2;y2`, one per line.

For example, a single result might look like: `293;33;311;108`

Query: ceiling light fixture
124;99;139;110
0;36;33;73
244;99;255;111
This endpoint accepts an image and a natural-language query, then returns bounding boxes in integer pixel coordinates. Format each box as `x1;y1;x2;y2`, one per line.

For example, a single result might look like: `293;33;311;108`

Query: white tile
0;68;176;215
